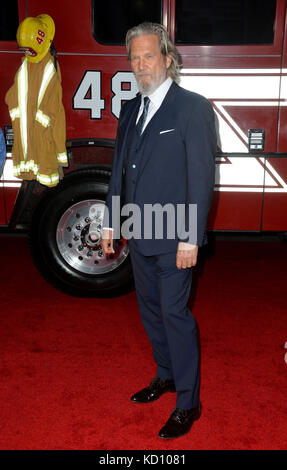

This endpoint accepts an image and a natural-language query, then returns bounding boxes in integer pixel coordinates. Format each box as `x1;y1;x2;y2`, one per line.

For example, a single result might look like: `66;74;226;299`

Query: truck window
92;0;162;45
175;0;276;45
0;1;19;41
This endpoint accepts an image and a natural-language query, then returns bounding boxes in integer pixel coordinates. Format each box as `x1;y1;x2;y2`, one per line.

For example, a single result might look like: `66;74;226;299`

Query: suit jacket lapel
117;95;141;156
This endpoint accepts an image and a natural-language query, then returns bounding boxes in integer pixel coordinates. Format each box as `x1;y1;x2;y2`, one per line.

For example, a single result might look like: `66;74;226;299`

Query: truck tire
29;171;134;297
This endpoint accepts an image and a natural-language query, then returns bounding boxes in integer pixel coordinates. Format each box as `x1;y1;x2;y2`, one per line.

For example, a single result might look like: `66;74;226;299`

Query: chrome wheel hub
56;199;128;274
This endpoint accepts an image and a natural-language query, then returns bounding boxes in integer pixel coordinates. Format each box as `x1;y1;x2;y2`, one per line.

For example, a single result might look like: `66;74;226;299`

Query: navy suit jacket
103;81;217;255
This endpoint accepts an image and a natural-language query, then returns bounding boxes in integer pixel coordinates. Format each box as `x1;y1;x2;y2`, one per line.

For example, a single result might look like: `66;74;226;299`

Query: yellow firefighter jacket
5;52;67;187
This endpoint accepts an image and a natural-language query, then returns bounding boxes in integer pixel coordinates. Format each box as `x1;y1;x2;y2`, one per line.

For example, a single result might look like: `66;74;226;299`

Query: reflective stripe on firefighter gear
38;61;55;106
13;161;59;187
9;108;20;120
57;152;68;164
34;61;56;128
13;160;39;175
35;109;50;127
36;172;59;186
18;59;28;161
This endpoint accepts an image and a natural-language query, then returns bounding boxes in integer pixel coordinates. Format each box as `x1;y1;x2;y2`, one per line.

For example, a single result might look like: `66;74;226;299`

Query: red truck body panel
1;0;287;231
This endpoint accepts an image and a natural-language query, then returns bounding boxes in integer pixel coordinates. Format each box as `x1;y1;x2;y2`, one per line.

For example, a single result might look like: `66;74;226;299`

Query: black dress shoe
158;404;201;439
130;377;176;403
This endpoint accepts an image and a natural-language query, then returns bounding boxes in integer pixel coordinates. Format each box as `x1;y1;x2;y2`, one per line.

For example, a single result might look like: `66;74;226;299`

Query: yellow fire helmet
17;14;55;63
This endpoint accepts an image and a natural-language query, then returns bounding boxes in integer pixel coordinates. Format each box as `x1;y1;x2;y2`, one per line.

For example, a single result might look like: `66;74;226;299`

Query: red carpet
0;234;286;450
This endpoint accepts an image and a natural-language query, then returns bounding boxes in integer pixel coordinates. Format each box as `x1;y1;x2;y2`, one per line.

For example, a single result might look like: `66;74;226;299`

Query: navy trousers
128;238;200;410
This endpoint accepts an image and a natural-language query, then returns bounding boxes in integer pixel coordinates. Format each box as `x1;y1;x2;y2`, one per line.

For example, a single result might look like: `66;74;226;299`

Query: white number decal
73;71;105;119
111;72;138;118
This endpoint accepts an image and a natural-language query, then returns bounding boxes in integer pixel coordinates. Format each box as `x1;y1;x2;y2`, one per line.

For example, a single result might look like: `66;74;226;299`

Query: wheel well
59;166;112;186
32;166;111;222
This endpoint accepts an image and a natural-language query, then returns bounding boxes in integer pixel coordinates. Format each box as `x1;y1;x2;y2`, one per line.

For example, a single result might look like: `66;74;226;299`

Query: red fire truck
0;0;287;296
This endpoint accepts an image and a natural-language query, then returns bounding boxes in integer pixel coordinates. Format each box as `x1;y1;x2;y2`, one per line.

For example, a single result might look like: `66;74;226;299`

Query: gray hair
125;22;182;83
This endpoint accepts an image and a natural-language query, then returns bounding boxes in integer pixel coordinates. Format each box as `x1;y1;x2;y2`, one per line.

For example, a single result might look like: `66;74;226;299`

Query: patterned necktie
136;96;150;135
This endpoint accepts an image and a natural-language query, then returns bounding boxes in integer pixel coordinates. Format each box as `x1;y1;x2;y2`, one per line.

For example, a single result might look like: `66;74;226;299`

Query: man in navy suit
101;22;217;439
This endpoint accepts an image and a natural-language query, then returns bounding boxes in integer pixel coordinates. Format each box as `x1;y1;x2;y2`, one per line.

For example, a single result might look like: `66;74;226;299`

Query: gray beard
135;69;167;96
136;77;157;96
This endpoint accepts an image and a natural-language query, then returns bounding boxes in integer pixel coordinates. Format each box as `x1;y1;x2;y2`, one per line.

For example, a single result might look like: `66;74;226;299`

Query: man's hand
176;243;198;269
100;228;115;255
